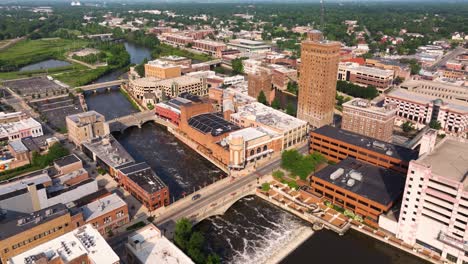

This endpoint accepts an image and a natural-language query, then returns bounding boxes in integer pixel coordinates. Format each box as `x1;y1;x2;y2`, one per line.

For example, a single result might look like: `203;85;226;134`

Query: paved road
429;46;466;70
154;144;309;231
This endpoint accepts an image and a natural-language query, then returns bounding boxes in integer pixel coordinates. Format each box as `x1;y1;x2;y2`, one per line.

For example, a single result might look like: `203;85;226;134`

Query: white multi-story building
396;137;468;264
400;79;468;103
385;88;468;137
0;118;43;141
223;75;245;86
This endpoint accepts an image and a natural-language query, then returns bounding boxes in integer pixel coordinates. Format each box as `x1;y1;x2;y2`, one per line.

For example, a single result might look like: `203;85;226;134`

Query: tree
401;121;414;133
231;58;244;75
261;182;270;192
286;81;298;95
135;58;148;77
271;98;281;109
257;91;268;105
429;120;442;130
286;102;296;116
187;232;205;263
174;218;192;251
206;254;221;264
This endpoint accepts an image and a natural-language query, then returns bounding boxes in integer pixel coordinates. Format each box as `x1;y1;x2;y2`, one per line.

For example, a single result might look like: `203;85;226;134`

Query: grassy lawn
0;63;87;80
154;44;213;62
52;67;109;87
0;38;89;71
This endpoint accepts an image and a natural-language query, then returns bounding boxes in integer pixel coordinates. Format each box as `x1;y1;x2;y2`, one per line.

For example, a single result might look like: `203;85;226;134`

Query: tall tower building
297;30;341;128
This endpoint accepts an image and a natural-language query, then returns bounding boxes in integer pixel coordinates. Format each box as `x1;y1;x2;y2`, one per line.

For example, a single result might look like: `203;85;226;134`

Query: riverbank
264;226;313;264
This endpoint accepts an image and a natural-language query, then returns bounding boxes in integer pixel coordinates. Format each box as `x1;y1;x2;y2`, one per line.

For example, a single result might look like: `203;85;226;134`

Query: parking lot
30;95;84;131
2;76;69;98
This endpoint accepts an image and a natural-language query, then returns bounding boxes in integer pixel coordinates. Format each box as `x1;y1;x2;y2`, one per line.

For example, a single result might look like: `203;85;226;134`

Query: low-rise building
155;97;193;125
227;39;271;53
310;125;419;174
116;162;169;211
310;157;406;227
396;138;468;264
163;34;194;46
0;118;43;141
159;55;192;67
192;39;226;57
385;88;468;137
0;204;75;263
230;102;308;150
247;69;274;104
126;223;194;264
8;224;119;264
144;60;182;79
0;112;27;124
365;58;411;80
338;62;394;92
66;111;108;146
80;193;129;236
342;98;396;142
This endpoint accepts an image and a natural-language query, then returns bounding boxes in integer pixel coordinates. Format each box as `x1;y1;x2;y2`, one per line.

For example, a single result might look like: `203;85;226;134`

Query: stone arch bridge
106;110;174;133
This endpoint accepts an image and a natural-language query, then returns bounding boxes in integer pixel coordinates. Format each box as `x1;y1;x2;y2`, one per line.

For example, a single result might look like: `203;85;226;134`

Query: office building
385;88;468;136
337;62;394;91
400;79;468;103
310;125;419;174
342;98;396;142
230;102;308;150
8;224;119;264
396;138;468;264
144;60;182;79
126;224;194;264
297;30;341;128
227;39;271;53
66;111;108;146
310;157;406;227
192;39;227;57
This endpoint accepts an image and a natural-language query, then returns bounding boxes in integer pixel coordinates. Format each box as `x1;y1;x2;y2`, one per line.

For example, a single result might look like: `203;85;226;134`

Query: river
196;196;430;264
114;123;224;200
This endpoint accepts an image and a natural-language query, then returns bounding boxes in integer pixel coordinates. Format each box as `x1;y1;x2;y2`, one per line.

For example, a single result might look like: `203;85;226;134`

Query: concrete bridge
106;110;174;133
75;79;127;92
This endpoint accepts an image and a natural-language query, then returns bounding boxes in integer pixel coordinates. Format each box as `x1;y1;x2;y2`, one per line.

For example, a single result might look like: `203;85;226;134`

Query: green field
0;38;89;71
0;63;86;80
52;67;109;87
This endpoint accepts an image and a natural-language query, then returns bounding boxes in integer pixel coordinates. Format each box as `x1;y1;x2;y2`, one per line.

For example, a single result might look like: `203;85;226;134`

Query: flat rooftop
66;110;104;125
0;203;68;241
81;193;127;222
9;224;119;264
313;125;419;162
418;138;468;186
126;224;194;264
314;157;406;206
231;102;307;132
228;126;279;142
386;88;468;113
118;162;167;194
343;98;396;115
83;135;135;169
188;112;240;136
0;171;50;197
54;154;81;168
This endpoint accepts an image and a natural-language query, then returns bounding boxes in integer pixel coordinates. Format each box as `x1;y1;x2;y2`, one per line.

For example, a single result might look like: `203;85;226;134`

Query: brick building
116;162;169;211
338;62;394;91
155;97;194;125
297;30;341;128
310;125;418;174
342;98;396;142
247;68;274;104
310;157;406;227
192;40;227;57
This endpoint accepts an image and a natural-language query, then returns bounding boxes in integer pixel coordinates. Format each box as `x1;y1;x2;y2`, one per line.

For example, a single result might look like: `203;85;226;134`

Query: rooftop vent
372;141;386;150
330;168;344;180
346;179;356;187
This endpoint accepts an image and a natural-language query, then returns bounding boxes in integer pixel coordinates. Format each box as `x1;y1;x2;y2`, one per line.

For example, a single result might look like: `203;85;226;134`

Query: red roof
341;57;366;65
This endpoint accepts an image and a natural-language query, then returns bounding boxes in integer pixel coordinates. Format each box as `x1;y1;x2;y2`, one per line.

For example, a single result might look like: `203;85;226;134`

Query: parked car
192;194;201;201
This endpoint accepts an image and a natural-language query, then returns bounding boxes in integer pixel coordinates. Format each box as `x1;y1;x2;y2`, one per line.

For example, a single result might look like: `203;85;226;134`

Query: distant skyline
3;0;468;3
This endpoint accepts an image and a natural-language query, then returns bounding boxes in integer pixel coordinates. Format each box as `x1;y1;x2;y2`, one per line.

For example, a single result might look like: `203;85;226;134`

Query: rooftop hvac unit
346;179;356;187
349;171;363;181
330;168;344;180
372;141;386;150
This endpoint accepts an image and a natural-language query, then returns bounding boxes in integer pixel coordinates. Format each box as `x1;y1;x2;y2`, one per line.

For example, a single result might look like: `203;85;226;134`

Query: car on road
192;194;201;201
